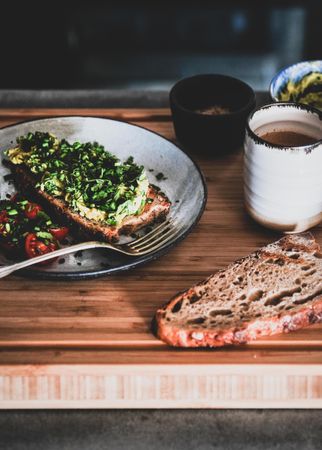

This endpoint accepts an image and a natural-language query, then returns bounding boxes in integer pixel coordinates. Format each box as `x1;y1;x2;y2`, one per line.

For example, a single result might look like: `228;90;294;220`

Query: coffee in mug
244;103;322;232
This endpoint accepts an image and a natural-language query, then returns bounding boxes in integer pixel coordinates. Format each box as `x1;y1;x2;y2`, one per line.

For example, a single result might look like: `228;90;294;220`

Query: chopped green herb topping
7;132;150;225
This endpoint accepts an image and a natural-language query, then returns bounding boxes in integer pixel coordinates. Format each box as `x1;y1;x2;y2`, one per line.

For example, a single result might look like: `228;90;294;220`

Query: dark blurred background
1;0;321;91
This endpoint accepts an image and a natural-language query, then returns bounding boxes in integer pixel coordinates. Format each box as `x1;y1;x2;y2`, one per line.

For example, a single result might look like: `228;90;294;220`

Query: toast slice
7;161;171;242
155;233;322;347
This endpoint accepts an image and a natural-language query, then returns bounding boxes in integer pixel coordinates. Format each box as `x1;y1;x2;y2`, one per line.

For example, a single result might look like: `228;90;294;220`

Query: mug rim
246;102;322;151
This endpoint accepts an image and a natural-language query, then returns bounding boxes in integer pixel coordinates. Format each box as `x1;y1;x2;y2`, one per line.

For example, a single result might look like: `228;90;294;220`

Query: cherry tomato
24;233;58;264
0;211;9;236
25;202;42;220
49;226;69;242
0;210;9;223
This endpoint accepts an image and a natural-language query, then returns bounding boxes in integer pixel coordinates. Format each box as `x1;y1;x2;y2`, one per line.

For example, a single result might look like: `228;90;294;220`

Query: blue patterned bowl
270;60;322;110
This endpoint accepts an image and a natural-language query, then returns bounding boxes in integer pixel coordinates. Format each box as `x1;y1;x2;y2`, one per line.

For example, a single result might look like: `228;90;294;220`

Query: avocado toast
5;132;171;242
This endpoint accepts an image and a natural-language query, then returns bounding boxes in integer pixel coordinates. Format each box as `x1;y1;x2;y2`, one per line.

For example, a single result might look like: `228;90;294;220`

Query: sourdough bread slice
155;233;322;347
7;161;171;242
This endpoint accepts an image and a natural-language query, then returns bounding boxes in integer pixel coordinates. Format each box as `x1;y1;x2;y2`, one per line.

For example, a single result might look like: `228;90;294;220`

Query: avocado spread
279;72;322;109
7;131;150;226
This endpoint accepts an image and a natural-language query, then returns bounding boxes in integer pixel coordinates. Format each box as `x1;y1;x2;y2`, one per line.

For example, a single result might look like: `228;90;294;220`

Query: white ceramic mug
244;103;322;232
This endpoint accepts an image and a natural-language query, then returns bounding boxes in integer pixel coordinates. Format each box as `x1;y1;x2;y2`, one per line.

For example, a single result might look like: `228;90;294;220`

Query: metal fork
0;218;181;279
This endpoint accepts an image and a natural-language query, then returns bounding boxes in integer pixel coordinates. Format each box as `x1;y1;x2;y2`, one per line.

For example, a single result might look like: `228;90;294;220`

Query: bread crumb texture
156;232;322;347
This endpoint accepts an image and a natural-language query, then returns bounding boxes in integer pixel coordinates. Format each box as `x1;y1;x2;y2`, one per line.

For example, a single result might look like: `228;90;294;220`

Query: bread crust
7;161;171;242
155;233;322;347
156;292;322;347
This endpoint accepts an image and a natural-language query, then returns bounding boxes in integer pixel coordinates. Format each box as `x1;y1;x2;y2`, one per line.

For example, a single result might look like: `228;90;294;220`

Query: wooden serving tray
0;108;321;409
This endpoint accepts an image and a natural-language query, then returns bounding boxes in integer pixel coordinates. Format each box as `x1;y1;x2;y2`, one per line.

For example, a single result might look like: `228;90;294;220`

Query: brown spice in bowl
194;105;231;115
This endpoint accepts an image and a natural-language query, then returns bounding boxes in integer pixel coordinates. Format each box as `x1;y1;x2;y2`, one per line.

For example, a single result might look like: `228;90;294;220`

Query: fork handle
0;241;114;279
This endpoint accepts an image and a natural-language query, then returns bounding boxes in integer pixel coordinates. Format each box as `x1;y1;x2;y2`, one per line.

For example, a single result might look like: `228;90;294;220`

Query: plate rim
0;115;207;280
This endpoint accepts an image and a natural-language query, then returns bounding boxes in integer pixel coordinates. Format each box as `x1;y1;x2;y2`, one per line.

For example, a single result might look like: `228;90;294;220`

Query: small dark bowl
169;74;256;154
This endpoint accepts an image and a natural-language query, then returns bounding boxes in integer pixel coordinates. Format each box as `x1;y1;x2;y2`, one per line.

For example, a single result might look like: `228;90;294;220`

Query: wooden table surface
0;108;321;409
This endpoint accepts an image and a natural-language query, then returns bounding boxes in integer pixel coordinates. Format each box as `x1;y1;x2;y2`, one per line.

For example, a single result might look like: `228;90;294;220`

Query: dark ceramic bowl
169;74;256;154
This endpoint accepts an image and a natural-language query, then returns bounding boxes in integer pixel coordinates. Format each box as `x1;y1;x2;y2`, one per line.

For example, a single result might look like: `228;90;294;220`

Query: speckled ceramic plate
0;116;206;279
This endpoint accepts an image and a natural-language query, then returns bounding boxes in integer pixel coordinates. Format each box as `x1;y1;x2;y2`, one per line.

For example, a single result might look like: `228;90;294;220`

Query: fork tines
128;218;181;254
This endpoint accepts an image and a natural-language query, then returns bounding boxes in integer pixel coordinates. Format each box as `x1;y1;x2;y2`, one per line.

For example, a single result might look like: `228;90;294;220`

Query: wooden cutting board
0;108;321;409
